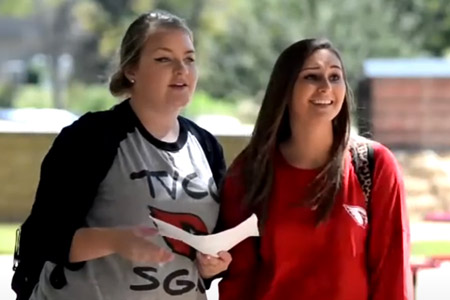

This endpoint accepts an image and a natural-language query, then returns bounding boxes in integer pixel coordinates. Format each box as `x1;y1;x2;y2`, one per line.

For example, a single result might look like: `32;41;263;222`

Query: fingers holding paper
196;251;232;279
113;226;175;263
149;213;260;257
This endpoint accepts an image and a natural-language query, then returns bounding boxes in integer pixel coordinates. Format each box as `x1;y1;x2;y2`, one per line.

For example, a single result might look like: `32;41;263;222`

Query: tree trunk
47;0;75;109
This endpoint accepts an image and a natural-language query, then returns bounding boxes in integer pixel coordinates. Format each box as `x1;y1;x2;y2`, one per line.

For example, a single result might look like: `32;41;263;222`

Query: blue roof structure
363;58;450;78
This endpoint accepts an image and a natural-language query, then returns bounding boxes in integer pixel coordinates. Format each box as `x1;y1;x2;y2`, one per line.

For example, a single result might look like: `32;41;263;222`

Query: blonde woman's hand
112;227;174;263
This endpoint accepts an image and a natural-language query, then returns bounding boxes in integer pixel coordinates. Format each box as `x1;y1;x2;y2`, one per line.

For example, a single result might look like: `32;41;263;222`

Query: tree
3;0;449;109
195;0;427;101
393;0;450;56
68;0;450;103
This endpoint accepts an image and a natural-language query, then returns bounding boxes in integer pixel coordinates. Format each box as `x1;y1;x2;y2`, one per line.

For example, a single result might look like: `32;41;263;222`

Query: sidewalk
0;255;220;300
0;256;15;300
0;221;449;300
411;221;450;242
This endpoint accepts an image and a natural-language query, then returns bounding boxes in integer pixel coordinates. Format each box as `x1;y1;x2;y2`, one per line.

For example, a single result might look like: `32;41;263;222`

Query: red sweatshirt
218;142;413;300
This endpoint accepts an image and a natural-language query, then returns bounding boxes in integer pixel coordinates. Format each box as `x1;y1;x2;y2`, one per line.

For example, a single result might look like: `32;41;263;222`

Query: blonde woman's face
127;28;198;113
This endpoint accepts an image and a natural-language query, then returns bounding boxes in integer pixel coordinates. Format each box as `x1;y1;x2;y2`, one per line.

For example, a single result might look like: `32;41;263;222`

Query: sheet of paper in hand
149;214;259;257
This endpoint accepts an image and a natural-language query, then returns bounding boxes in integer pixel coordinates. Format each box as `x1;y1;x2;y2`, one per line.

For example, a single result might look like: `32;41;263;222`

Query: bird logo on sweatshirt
343;204;368;227
148;206;208;261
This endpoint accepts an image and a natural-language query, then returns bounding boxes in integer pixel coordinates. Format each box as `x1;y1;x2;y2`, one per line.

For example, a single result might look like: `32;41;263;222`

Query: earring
130;79;135;83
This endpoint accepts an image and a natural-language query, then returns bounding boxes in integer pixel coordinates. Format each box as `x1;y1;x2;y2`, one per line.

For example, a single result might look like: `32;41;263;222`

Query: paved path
1;254;449;300
0;256;220;300
411;222;450;242
0;256;15;300
1;221;450;299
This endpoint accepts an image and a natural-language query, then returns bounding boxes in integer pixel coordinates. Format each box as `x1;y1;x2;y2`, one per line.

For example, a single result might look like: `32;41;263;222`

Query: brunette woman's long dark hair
241;38;353;225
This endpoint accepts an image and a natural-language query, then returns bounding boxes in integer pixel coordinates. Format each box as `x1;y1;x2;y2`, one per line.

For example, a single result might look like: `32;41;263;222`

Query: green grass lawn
411;241;450;257
0;223;19;255
1;223;450;257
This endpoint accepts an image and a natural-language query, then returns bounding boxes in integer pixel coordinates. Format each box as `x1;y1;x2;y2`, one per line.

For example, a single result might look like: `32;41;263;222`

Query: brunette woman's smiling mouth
310;99;333;106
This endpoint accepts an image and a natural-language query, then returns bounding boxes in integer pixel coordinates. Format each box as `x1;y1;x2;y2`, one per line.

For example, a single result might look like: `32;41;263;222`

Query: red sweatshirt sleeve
217;163;259;300
368;143;414;299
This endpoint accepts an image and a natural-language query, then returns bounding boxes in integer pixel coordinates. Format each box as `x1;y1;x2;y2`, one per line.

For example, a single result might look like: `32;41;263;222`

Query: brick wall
369;78;450;149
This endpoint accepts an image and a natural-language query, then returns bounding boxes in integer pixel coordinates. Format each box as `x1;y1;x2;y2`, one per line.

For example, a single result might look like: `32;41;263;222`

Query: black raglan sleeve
179;116;227;190
25;111;118;268
203;130;227;190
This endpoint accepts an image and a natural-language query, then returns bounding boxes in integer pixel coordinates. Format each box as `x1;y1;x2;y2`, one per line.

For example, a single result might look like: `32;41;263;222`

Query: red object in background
424;212;450;222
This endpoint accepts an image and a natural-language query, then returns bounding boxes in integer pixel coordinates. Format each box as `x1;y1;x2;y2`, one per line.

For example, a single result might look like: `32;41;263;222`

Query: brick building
357;58;450;150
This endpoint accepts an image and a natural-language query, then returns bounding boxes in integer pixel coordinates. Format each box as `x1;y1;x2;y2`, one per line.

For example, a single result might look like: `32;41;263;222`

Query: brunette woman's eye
154;57;171;62
304;74;319;80
330;74;341;81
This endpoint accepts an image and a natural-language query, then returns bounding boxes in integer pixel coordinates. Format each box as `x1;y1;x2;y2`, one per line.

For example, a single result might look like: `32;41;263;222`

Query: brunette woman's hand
196;251;232;279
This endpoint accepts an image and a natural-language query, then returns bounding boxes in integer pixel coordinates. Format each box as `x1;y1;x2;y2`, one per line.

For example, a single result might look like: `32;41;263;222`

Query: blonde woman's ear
124;68;136;84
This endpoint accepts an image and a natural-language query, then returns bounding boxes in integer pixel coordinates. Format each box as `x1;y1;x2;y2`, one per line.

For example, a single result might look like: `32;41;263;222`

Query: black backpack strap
349;138;377;279
349;139;375;210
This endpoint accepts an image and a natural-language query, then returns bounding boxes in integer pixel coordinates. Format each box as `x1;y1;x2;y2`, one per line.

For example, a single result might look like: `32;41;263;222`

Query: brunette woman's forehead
301;49;342;71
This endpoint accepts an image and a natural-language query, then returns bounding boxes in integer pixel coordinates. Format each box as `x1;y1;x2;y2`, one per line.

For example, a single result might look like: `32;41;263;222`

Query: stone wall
395;150;450;221
0;132;250;222
0;133;55;221
1;132;449;222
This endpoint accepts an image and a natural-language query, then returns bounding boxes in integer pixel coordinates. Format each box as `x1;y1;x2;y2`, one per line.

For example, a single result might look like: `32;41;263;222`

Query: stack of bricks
372;78;450;149
358;58;450;151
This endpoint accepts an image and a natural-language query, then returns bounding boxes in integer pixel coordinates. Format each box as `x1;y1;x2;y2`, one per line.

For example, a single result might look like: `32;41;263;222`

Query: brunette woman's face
290;49;346;124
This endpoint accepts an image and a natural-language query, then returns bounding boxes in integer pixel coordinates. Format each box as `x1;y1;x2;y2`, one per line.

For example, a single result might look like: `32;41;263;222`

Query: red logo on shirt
148;207;208;261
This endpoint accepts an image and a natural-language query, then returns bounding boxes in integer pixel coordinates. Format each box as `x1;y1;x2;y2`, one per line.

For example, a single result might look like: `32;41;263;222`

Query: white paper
149;214;259;257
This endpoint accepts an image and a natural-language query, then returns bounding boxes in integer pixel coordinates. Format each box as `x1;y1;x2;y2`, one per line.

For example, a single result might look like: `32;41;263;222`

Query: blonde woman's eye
185;57;195;63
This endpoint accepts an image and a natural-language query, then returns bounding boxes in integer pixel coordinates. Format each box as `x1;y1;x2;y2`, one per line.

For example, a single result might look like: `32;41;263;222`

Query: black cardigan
12;99;226;298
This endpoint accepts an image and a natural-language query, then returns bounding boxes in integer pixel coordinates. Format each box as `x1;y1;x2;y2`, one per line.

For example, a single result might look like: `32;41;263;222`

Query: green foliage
69;0;450;105
0;0;63;17
393;0;450;55
412;241;450;256
0;223;18;255
183;90;236;118
13;85;53;108
8;82;117;113
67;83;118;114
4;0;450;111
0;0;33;17
196;0;292;100
0;83;16;108
74;0;155;63
199;0;432;98
1;222;450;255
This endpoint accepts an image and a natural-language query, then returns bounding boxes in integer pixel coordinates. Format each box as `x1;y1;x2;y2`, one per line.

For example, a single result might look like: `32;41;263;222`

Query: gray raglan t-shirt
30;109;220;300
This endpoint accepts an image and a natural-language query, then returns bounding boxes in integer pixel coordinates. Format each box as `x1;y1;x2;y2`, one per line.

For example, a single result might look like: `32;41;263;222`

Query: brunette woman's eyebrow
301;65;342;71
